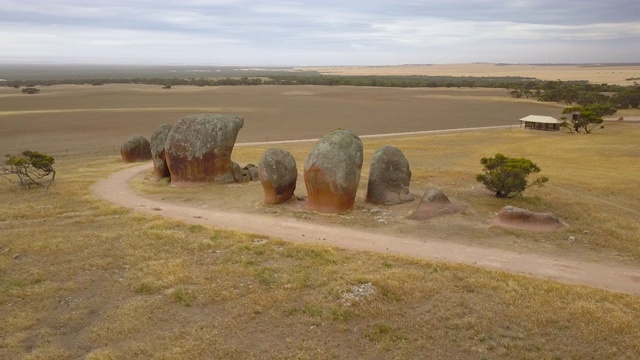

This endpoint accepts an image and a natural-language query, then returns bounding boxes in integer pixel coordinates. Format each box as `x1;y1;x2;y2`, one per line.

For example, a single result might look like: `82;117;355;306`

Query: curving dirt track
92;162;640;296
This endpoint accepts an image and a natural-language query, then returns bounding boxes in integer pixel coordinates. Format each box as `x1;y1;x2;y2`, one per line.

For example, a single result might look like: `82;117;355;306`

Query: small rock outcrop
243;164;259;182
366;146;414;205
164;114;244;186
258;149;297;204
408;188;461;220
304;130;363;213
493;206;564;232
121;135;151;163
150;124;173;180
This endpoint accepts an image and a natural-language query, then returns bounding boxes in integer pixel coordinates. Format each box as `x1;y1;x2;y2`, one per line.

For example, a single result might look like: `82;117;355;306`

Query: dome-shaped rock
165;114;244;186
408;188;460;220
121;135;151;163
366;145;414;205
258;149;297;204
150;124;172;180
304;130;363;213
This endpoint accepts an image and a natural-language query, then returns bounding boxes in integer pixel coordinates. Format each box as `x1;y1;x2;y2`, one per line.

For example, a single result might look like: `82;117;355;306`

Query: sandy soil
0;85;560;156
93;161;640;296
304;63;640;86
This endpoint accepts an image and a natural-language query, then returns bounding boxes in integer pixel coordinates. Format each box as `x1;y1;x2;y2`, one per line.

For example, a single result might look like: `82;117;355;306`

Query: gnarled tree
560;104;616;134
1;151;56;195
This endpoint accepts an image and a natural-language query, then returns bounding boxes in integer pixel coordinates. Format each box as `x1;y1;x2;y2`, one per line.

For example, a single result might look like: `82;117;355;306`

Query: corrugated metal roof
519;115;560;124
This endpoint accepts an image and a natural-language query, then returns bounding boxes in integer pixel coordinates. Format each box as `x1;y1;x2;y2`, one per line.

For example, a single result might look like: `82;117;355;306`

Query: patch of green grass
172;288;196;307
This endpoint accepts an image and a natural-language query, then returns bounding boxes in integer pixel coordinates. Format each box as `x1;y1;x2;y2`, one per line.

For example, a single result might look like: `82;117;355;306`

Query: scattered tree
476;153;548;198
1;150;56;195
560;104;616;133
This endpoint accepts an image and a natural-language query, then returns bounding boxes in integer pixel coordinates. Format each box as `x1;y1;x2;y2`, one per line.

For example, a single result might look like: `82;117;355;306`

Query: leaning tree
1;150;56;195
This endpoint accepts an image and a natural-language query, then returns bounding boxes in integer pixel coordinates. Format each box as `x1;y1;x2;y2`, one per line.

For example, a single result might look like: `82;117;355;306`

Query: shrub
476;153;548;198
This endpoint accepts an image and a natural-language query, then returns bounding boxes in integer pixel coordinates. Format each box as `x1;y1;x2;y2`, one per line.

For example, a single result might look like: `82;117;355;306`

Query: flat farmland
0;84;562;156
306;63;640;86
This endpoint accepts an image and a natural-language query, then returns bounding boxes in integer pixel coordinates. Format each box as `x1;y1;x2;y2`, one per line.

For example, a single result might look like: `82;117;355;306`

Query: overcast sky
1;0;639;66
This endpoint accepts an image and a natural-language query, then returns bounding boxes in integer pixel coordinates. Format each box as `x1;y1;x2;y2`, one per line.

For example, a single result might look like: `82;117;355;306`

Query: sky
1;0;639;66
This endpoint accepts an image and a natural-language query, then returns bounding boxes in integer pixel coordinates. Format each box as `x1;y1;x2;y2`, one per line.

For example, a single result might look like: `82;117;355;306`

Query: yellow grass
305;63;640;86
136;121;640;264
2;123;640;358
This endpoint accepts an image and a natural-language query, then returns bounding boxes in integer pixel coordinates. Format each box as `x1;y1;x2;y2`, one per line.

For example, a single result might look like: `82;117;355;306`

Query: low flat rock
492;205;565;232
408;188;463;220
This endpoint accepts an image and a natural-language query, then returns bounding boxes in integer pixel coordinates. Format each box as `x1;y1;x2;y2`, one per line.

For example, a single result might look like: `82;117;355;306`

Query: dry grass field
305;63;640;86
1;83;640;359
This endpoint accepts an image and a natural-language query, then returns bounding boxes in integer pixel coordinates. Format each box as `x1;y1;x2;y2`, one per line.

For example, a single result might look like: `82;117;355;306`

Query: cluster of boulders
259;129;418;214
121;115;564;231
122;120;447;216
121;114;257;186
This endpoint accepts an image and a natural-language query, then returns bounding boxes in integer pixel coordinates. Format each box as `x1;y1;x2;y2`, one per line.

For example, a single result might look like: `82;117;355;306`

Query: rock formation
493;205;564;232
304;130;363;213
243;164;259;182
150;124;173;180
408;188;462;220
258;149;297;204
366;145;414;205
164;114;244;186
121;135;151;163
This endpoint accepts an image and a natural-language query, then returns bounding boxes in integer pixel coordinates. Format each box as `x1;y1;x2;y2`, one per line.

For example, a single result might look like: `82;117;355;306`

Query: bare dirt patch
0;84;560;156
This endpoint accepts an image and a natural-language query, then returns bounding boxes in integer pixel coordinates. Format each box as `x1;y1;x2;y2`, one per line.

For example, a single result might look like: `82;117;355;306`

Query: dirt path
92;162;640;296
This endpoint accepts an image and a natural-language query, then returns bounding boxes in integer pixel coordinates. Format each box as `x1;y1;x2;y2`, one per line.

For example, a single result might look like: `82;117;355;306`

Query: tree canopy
476;153;548;198
1;150;56;194
560;104;616;134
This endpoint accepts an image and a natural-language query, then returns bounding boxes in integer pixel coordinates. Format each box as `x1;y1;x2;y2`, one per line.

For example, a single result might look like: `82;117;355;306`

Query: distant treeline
3;74;639;108
1;74;545;89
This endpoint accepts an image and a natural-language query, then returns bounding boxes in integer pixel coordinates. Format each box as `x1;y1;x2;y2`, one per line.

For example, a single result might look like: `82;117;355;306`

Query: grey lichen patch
166;114;244;161
122;135;150;152
304;129;363;193
150;124;173;157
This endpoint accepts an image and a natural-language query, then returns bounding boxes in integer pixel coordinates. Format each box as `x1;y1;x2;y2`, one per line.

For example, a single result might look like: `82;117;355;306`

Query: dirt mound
492;205;565;232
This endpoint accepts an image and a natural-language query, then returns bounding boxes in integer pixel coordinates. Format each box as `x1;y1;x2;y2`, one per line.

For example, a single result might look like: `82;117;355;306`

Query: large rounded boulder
121;135;151;163
165;114;244;185
150;124;173;180
304;130;363;213
366;145;414;205
258;149;297;204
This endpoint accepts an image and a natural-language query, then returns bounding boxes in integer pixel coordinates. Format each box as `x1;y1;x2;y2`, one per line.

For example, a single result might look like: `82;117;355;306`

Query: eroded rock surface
304;130;363;213
493;205;564;232
408;188;462;220
258;149;297;204
165;114;244;186
366;145;414;205
150;124;173;180
121;135;151;163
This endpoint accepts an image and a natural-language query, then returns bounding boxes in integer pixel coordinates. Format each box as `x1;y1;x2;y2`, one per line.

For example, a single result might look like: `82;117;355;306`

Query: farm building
519;115;561;131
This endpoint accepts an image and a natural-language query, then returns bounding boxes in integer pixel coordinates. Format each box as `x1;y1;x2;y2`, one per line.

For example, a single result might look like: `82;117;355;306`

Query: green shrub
476;153;548;198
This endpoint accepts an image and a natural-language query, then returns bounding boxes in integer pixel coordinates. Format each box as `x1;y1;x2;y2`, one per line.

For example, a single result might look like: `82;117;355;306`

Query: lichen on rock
164;114;244;185
304;129;363;213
